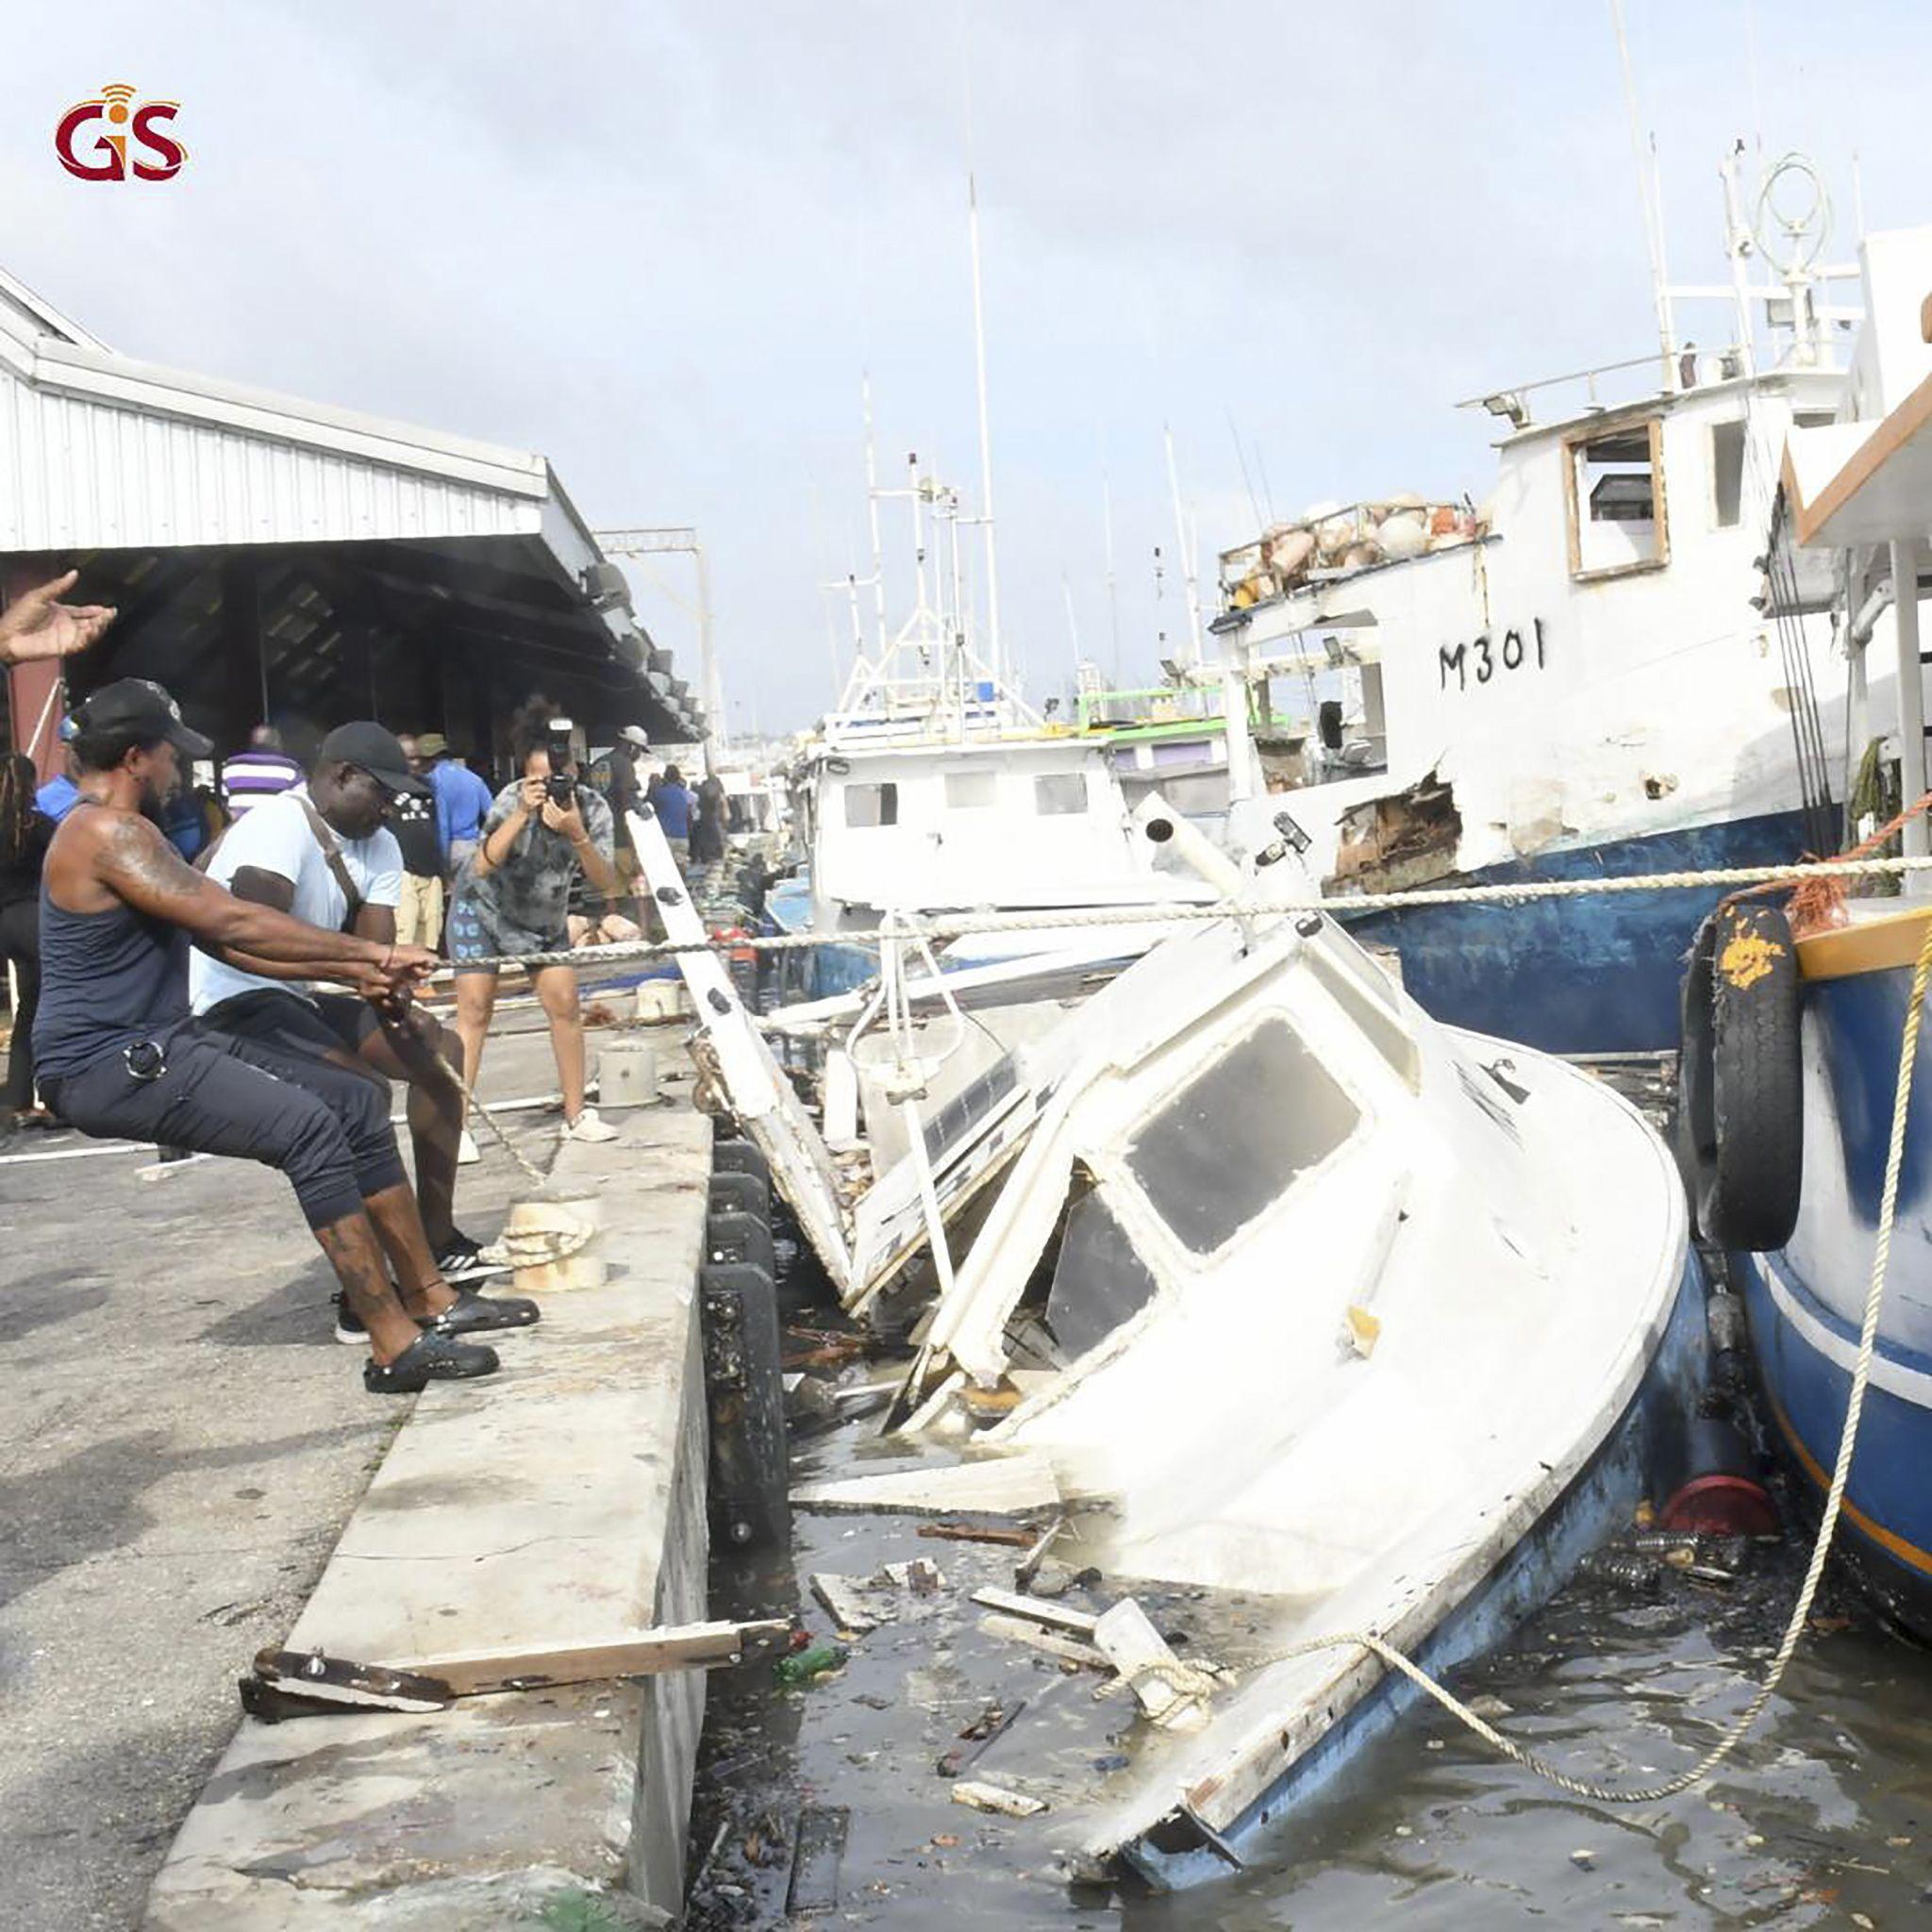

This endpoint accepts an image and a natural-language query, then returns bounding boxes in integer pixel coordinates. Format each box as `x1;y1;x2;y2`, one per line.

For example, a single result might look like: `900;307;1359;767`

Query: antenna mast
1164;425;1205;666
1611;0;1677;390
861;375;889;654
967;173;1003;691
1102;474;1122;684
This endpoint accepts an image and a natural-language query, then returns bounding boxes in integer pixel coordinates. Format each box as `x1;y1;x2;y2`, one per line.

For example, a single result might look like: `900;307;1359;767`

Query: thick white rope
1225;911;1932;1806
426;853;1932;977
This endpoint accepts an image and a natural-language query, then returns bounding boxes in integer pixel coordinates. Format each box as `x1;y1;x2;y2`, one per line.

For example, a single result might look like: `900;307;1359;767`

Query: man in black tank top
37;679;539;1395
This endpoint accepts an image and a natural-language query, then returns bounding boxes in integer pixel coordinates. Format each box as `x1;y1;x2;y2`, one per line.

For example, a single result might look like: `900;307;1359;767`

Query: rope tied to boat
1228;910;1932;1807
1723;783;1932;937
430;851;1932;978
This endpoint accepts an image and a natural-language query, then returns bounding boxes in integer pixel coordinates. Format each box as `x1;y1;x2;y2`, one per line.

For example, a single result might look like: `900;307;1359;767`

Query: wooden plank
792;1451;1061;1517
978;1613;1110;1672
1091;1600;1211;1731
809;1574;883;1634
952;1779;1048;1818
391;1618;790;1696
969;1587;1098;1636
785;1805;849;1914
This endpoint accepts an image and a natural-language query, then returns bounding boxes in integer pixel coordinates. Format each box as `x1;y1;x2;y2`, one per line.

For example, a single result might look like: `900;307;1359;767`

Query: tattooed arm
87;810;432;994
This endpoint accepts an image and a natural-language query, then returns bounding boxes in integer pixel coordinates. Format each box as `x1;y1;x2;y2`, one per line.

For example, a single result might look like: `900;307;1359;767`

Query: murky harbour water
688;1072;1932;1929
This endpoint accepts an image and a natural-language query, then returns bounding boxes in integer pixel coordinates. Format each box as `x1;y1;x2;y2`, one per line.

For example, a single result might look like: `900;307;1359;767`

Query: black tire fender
1678;903;1804;1251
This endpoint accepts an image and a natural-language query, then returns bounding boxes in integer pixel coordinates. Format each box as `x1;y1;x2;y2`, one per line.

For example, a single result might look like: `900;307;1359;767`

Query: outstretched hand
0;570;117;665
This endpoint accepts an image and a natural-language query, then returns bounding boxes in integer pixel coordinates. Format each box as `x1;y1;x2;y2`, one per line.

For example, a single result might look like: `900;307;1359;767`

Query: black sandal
416;1288;541;1337
363;1331;500;1394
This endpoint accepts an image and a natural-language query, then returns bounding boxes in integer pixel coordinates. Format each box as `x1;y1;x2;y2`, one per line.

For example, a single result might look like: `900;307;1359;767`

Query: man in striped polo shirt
221;724;303;822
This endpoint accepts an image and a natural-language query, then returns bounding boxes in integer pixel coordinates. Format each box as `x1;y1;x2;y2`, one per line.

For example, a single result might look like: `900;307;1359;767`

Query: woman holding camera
447;702;620;1145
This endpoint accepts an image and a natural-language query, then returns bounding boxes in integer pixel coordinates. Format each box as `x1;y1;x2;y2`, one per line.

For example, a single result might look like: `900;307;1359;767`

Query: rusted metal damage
1326;768;1463;893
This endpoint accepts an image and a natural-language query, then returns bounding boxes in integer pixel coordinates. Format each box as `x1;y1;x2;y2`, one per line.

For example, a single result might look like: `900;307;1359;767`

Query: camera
545;716;576;807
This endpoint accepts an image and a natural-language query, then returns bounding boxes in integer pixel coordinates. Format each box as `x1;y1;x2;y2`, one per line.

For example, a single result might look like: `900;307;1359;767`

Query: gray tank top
34;806;191;1084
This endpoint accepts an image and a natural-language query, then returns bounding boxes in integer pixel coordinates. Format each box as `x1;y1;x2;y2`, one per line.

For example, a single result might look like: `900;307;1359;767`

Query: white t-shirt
191;785;403;1013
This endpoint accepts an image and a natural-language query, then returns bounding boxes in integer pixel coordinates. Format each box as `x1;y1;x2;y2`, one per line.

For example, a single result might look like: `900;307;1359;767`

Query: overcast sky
5;3;1927;735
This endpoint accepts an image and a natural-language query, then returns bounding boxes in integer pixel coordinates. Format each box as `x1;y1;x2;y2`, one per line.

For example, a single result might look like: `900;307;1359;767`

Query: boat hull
1121;1245;1707;1889
1739;1250;1932;1636
1730;947;1932;1639
1341;808;1810;1054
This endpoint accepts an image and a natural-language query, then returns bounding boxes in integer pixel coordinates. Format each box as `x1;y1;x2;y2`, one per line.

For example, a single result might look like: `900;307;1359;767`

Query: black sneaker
435;1229;512;1284
333;1293;368;1346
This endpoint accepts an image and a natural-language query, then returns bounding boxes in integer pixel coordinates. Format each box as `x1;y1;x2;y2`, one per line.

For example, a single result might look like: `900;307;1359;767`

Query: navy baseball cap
73;679;213;758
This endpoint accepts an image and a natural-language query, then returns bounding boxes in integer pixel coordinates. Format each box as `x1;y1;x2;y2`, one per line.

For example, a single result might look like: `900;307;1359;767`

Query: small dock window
1712;419;1745;528
842;781;897;827
1034;773;1088;815
944;771;997;808
1566;419;1668;578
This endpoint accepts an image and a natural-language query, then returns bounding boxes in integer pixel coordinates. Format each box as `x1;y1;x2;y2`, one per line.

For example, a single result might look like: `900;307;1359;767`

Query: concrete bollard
503;1192;607;1293
634;978;689;1025
598;1038;659;1109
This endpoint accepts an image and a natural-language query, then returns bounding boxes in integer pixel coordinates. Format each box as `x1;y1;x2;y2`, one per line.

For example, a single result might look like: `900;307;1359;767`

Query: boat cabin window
1034;773;1088;816
945;771;998;808
842;781;898;828
1566;420;1668;578
1001;1163;1159;1372
1125;1015;1360;1256
1711;420;1746;528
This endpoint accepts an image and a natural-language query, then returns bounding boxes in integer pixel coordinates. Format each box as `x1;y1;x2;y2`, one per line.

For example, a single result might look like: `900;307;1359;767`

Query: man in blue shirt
417;734;492;875
35;719;80;822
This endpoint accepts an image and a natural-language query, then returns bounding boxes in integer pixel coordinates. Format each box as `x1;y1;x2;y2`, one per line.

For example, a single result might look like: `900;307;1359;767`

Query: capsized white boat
636;796;1702;1885
871;904;1699;1882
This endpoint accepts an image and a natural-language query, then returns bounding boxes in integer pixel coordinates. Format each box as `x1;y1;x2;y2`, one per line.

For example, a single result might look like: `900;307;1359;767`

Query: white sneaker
561;1107;620;1144
457;1129;482;1166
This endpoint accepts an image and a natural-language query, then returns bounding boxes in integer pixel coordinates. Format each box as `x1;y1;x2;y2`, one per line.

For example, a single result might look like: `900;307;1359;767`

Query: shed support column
219;554;263;765
1893;541;1929;894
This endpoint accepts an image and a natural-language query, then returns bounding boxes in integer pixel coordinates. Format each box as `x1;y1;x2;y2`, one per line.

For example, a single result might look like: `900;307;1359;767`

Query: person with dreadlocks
0;752;56;1133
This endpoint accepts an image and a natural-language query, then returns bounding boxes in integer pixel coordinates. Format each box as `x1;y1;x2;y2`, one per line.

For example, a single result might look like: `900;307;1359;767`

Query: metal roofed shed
0;265;702;772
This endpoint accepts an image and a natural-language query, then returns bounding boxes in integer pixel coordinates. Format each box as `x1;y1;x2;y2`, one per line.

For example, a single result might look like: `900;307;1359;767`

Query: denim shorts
445;892;563;976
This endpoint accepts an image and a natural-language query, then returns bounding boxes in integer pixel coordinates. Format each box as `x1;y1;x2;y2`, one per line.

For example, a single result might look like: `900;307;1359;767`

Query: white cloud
2;1;1924;728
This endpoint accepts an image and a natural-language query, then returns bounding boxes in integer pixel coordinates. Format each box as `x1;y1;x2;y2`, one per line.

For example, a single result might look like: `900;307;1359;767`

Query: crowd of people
0;570;737;1395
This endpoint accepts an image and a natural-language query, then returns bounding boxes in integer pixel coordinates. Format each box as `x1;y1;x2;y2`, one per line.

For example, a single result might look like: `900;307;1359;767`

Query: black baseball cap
73;679;213;758
319;721;431;797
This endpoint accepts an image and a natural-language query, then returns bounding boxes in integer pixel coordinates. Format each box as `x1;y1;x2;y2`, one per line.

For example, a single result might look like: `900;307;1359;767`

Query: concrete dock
0;1019;716;1931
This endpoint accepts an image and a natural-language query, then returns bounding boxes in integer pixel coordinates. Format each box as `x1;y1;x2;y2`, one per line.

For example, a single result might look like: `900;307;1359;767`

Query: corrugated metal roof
0;265;706;739
0;275;552;553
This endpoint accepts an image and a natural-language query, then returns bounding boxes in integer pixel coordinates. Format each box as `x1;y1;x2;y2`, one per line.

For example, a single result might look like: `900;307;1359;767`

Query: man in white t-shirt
191;723;516;1325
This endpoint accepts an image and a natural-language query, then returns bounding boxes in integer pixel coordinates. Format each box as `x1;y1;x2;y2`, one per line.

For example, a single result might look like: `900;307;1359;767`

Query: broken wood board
969;1587;1099;1636
785;1804;850;1915
952;1779;1048;1818
809;1574;883;1635
384;1619;791;1698
791;1451;1061;1518
978;1613;1110;1672
918;1519;1039;1548
1091;1600;1214;1732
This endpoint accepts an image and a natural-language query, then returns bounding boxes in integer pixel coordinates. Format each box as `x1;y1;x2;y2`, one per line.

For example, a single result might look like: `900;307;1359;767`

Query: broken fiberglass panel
1042;1174;1158;1361
1124;1015;1360;1256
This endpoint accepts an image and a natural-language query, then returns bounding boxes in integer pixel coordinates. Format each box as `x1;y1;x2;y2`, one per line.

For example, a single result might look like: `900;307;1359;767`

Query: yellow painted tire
1678;904;1804;1250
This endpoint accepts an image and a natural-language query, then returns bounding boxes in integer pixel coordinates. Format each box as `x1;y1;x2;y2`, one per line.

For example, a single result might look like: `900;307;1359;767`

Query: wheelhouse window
842;781;898;827
1034;773;1088;816
1566;420;1668;578
1711;419;1746;528
945;771;998;808
1125;1015;1360;1255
